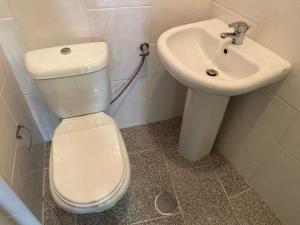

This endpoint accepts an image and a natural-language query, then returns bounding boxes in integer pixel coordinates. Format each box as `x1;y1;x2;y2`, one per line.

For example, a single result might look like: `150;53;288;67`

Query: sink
158;18;290;96
157;19;291;161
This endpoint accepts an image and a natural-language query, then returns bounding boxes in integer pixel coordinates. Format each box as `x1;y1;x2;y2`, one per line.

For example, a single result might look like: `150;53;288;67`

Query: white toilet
25;42;130;214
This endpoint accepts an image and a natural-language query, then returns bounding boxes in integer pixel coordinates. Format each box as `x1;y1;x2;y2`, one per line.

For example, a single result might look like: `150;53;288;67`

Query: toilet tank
25;42;110;118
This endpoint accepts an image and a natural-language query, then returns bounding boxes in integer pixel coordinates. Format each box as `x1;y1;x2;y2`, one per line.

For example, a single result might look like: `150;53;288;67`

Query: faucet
220;21;250;45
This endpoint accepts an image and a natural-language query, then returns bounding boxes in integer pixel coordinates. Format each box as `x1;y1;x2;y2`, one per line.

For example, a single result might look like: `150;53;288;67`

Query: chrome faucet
220;21;250;45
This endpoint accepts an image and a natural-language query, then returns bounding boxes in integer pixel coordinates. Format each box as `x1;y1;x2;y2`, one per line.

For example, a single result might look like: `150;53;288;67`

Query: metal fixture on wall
16;125;32;151
110;43;150;104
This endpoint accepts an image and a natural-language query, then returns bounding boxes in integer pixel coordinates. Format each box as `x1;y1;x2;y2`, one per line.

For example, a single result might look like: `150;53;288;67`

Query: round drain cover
206;69;218;77
155;192;178;215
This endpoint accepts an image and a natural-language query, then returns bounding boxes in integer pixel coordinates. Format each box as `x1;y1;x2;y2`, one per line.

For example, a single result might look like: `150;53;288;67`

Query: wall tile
24;93;57;141
147;97;185;123
211;0;269;24
0;19;35;94
84;0;152;9
11;169;43;221
6;0;90;51
0;178;36;218
217;132;259;180
209;2;261;39
88;6;152;81
0;99;17;184
148;44;186;101
2;66;42;142
0;45;7;91
109;77;149;128
0;211;15;225
250;145;300;225
0;0;11;18
152;0;210;42
217;87;296;165
279;112;300;162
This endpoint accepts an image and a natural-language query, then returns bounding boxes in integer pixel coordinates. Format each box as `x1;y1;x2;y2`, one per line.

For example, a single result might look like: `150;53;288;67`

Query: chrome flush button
60;47;71;55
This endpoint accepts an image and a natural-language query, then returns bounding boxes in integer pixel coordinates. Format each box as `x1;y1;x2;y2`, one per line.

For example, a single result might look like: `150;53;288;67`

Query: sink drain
206;69;218;77
155;192;178;215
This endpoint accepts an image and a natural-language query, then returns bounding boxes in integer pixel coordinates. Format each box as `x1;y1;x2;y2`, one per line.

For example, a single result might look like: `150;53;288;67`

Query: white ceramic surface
50;112;130;214
25;42;111;118
157;18;291;161
157;18;291;96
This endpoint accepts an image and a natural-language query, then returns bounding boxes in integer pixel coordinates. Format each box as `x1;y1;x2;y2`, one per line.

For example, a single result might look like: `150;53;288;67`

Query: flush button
60;47;71;55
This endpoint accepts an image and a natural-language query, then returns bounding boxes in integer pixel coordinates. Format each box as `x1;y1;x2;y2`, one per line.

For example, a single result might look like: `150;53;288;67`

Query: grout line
127;147;161;156
153;125;187;225
228;188;252;200
87;5;152;11
10;142;18;186
218;177;242;225
130;213;181;225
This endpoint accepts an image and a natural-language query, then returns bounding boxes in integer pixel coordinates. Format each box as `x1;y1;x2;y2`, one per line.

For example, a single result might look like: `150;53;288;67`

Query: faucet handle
228;21;250;33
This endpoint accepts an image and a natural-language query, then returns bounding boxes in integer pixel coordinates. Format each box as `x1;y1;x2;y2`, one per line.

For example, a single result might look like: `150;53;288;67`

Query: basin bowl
158;19;291;96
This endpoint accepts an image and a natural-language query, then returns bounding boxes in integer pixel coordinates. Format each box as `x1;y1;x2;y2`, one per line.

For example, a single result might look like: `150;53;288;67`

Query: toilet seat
49;112;130;213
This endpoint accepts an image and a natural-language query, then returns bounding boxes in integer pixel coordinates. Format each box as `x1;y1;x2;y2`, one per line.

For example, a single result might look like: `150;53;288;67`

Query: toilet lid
52;113;126;205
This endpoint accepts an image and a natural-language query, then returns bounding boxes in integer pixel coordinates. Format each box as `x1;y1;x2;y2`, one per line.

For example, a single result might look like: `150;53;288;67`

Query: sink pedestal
179;89;229;161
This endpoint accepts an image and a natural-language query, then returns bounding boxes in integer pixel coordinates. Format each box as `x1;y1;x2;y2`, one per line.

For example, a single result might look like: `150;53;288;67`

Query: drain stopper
206;69;218;77
155;192;178;215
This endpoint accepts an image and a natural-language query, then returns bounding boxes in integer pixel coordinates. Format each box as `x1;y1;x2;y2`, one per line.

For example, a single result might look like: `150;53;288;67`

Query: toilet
25;42;130;214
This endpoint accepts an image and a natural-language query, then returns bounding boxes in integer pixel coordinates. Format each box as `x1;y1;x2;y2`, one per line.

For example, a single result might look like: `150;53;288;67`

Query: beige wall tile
250;145;300;225
147;97;186;123
6;0;90;51
2;67;42;142
218;87;296;164
88;6;152;81
152;0;210;42
209;2;261;39
12;169;43;220
0;98;17;184
279;112;300;162
0;0;11;18
148;44;186;101
84;0;151;9
212;0;269;24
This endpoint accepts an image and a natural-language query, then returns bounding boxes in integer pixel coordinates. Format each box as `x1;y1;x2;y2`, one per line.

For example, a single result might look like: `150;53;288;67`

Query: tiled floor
43;118;282;225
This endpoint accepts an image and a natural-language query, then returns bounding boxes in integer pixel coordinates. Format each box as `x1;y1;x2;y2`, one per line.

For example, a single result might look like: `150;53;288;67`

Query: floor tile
230;189;282;225
129;150;178;223
211;153;250;197
171;167;221;209
129;149;168;180
43;202;75;225
44;143;51;169
162;146;213;173
128;174;178;224
153;117;182;147
121;124;160;153
43;169;53;205
75;197;130;225
183;191;239;225
135;214;185;225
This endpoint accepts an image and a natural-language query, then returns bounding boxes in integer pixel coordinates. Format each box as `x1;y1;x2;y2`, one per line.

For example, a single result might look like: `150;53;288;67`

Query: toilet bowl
49;112;130;214
25;42;131;213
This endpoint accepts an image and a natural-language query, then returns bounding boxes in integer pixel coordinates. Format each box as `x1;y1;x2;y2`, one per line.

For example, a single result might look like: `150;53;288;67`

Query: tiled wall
0;43;44;223
0;0;211;138
210;1;300;225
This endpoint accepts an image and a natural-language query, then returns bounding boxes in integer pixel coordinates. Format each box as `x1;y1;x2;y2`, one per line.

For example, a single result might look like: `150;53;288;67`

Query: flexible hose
110;43;150;104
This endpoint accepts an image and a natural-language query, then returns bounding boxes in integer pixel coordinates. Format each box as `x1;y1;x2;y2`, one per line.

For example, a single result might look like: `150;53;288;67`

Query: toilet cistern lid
52;114;126;205
25;42;108;80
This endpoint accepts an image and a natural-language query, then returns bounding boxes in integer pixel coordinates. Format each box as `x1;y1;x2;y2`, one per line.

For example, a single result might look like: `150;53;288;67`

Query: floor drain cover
155;192;178;215
206;68;218;77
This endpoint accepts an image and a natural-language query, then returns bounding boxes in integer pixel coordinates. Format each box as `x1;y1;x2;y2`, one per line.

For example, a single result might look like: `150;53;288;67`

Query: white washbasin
157;19;291;96
157;18;291;162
